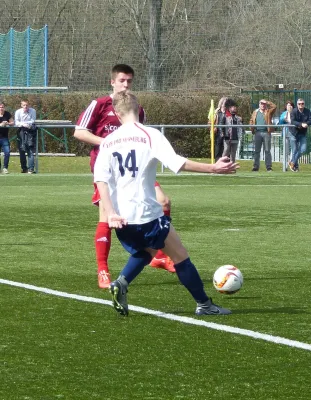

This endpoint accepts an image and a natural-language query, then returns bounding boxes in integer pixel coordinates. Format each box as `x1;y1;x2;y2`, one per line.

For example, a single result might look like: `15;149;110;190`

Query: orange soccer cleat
98;270;111;289
150;256;176;273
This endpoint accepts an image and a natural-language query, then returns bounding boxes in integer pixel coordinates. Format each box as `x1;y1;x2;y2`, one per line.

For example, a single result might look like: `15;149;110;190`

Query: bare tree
2;0;311;91
147;0;162;90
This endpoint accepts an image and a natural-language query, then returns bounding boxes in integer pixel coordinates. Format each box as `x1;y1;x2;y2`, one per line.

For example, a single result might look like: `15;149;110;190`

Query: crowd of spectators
0;96;310;174
209;97;311;172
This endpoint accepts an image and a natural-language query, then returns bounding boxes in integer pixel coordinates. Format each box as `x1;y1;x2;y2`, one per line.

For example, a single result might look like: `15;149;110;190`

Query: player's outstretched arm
96;181;127;228
74;128;102;146
180;157;239;174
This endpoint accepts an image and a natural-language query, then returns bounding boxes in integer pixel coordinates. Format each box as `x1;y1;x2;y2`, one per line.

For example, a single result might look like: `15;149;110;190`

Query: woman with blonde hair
209;97;229;161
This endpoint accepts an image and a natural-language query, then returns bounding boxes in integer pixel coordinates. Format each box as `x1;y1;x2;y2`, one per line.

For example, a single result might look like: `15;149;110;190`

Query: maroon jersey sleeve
76;99;101;132
76;96;122;139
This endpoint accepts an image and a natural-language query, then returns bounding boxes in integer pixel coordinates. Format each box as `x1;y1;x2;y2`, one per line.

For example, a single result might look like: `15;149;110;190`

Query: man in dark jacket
289;98;311;172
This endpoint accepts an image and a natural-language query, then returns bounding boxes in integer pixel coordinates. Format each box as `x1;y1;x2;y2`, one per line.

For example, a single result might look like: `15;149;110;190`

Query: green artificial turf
1;161;311;399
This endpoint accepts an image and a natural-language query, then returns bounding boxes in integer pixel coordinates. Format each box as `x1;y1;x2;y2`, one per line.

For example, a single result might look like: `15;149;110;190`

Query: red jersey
76;95;146;171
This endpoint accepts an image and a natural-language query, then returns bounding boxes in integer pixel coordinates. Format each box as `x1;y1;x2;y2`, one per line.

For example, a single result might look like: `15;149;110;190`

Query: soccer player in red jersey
74;64;175;289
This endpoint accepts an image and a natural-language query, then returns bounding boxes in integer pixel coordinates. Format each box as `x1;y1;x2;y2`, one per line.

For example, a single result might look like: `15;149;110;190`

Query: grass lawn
1;157;311;399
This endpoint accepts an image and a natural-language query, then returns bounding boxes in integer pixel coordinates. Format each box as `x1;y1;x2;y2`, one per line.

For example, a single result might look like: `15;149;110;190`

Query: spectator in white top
15;100;37;174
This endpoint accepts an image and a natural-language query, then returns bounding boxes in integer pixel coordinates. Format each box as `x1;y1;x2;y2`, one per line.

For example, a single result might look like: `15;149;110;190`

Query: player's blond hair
112;90;139;117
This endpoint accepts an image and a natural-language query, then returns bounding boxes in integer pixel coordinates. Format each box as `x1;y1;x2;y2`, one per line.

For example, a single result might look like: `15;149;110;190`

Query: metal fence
3;123;310;173
151;124;311;173
242;89;311;117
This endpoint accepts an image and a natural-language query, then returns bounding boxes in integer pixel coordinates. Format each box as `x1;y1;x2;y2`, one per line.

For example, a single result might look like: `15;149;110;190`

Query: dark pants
215;134;224;161
17;128;37;171
0;137;10;169
253;130;272;170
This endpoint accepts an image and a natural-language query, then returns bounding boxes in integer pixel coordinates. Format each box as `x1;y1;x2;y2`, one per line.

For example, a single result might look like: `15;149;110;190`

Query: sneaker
109;280;129;316
252;167;259;171
21;169;28;173
288;161;296;172
98;270;111;289
28;169;35;174
2;168;9;174
150;256;176;273
266;168;273;172
195;298;232;316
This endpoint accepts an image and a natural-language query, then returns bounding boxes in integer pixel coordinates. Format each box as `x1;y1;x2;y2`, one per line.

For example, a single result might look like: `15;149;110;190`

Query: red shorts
92;181;161;206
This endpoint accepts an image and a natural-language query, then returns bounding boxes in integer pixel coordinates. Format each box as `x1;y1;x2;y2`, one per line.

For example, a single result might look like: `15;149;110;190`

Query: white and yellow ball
213;265;243;294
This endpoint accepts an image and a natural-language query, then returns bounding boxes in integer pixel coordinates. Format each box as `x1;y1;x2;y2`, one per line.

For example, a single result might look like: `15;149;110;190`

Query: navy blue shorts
116;215;171;255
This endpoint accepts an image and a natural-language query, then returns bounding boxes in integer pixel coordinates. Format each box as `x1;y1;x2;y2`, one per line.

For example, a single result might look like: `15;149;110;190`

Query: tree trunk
147;0;162;91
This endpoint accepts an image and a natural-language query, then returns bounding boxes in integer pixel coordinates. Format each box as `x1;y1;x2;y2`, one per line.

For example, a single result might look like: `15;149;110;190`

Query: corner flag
208;99;215;163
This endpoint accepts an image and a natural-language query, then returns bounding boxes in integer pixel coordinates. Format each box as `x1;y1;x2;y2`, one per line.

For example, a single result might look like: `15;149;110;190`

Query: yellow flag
208;99;215;164
208;99;215;124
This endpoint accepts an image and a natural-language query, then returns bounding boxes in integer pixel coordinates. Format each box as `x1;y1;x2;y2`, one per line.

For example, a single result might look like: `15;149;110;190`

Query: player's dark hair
111;64;135;78
224;98;236;108
284;100;294;110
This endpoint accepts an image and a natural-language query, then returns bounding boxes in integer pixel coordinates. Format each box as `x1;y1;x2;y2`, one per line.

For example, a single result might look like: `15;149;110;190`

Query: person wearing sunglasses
288;99;311;172
249;99;277;172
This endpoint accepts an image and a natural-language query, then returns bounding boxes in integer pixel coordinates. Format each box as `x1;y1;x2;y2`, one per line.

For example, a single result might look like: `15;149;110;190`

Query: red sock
155;209;171;259
164;209;171;217
95;222;111;274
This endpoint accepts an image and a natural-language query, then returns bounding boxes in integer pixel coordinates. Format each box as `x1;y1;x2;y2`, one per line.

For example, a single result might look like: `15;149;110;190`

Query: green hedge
2;92;252;157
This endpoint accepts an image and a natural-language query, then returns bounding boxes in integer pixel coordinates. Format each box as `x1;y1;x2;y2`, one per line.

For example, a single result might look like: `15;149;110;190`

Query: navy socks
174;258;209;303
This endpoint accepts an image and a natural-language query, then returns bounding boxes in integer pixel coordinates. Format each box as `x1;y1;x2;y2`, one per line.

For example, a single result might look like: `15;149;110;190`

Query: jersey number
112;150;138;177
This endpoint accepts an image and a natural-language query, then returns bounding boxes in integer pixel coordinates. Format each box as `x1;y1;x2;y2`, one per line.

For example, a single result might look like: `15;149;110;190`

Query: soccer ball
213;265;243;294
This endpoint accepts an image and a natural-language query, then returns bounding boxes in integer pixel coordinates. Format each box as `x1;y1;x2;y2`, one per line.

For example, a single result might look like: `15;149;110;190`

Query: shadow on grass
225;307;311;315
164;307;311;316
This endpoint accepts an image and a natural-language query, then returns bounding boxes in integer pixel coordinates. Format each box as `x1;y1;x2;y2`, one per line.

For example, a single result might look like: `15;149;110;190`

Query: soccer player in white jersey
94;91;239;316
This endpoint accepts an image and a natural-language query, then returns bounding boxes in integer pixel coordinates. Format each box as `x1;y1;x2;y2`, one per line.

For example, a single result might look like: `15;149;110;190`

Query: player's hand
108;214;128;229
213;156;240;174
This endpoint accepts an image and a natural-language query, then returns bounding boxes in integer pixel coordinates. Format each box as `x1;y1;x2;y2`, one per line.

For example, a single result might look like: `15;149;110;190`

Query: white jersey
94;122;186;224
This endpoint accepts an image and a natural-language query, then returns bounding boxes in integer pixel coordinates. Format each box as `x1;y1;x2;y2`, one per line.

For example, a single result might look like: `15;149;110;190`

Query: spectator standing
249;99;276;171
279;101;294;126
220;102;244;163
15;100;37;174
279;101;294;164
0;101;14;174
288;98;311;172
209;97;228;161
94;91;239;317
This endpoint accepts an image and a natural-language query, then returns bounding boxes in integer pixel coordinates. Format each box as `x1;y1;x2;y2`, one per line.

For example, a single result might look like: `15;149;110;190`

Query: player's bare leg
149;185;175;273
95;200;112;288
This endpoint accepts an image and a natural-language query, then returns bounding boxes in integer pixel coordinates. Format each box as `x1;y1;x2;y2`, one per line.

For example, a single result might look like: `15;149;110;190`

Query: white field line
1;278;311;352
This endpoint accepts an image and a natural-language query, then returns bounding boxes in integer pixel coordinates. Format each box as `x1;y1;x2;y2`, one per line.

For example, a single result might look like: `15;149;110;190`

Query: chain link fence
1;1;311;92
